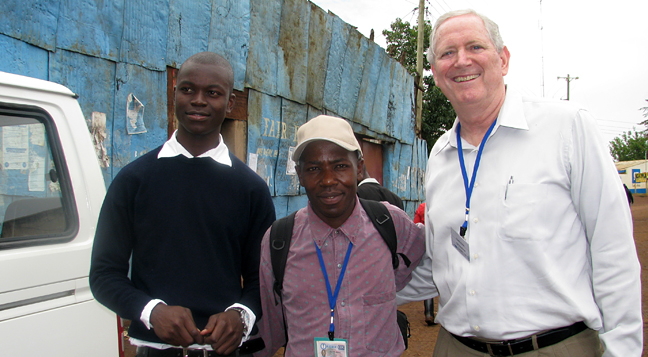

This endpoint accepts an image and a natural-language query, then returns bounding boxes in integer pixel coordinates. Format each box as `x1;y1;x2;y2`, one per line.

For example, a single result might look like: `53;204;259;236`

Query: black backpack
269;198;412;349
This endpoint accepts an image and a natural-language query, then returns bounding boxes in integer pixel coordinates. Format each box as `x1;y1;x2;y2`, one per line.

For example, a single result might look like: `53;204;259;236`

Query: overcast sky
311;0;648;149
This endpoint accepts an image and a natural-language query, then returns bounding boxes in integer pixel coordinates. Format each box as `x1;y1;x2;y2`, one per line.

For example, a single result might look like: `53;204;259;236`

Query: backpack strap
269;212;296;303
358;198;411;269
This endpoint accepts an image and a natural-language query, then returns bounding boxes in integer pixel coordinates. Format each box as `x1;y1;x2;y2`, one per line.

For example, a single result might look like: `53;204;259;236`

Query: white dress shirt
397;87;642;357
130;131;255;350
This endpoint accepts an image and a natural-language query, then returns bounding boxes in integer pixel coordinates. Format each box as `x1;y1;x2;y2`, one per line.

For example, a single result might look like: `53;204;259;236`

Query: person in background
90;52;275;357
255;115;425;356
356;164;404;210
397;9;642;357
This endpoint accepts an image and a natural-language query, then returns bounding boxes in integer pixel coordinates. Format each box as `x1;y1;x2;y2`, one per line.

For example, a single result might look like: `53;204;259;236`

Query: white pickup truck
0;71;120;355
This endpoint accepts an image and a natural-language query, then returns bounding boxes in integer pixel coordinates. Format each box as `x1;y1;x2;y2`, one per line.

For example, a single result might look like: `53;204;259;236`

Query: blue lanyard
315;240;353;341
456;119;497;237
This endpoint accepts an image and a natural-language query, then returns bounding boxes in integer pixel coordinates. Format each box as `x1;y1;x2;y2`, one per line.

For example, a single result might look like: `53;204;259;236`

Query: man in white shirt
397;9;642;357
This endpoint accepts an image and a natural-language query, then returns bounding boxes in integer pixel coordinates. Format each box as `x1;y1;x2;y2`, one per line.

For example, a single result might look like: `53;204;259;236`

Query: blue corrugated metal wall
0;0;428;218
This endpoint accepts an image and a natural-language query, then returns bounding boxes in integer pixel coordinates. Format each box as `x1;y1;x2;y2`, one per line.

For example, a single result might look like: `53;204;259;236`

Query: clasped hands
150;304;243;355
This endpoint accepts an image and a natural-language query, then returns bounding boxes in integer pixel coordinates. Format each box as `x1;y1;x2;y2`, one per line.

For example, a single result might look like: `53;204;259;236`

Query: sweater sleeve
238;175;276;319
89;171;153;321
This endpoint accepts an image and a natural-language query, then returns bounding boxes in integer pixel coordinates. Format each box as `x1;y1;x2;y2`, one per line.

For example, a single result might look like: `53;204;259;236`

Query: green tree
383;18;455;152
609;128;647;162
640;99;648;127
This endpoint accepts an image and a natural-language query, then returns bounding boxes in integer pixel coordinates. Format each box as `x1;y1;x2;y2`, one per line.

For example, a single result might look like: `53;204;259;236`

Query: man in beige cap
254;115;425;357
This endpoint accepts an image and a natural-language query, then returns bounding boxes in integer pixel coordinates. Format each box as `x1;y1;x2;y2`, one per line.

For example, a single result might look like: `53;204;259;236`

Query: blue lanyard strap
456;119;497;237
315;240;353;341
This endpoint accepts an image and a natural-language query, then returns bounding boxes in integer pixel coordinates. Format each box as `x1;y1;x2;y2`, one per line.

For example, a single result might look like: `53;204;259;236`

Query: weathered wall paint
0;0;428;218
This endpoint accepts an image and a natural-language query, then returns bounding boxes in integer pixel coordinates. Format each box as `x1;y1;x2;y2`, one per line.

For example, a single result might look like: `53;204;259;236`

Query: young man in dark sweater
90;52;275;357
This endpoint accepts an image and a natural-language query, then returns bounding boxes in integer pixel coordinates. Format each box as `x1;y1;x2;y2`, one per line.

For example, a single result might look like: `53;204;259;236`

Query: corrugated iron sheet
120;0;168;71
0;0;59;52
0;35;49;80
166;0;211;68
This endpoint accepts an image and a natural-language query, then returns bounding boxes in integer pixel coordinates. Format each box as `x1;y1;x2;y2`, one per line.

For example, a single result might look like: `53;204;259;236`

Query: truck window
0;105;78;248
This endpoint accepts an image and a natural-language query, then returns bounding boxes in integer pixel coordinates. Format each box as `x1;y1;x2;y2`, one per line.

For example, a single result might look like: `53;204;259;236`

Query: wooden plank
208;0;251;91
246;0;282;96
370;54;395;136
166;0;210;68
305;3;332;109
354;41;383;128
322;14;350;114
277;0;310;103
274;99;307;196
337;30;368;119
246;89;281;195
119;0;169;71
0;0;59;52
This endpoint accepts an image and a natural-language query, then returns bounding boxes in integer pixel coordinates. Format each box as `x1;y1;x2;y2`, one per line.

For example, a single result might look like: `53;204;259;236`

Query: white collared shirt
130;131;255;350
398;87;642;357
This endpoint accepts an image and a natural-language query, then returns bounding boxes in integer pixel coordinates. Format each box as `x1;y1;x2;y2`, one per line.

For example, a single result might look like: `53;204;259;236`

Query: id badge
451;229;470;262
314;338;348;357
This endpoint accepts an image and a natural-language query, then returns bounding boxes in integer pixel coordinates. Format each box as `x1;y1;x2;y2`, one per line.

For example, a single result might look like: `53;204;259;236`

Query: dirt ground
126;195;648;356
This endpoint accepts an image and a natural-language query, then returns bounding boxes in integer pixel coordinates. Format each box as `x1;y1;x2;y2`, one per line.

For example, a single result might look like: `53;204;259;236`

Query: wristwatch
229;307;249;335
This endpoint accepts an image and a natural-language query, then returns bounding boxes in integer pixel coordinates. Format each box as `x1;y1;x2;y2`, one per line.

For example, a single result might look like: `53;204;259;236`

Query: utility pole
415;0;425;135
557;74;578;100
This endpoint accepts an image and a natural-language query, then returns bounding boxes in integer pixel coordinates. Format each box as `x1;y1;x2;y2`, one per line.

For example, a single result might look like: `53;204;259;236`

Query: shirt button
473;325;480;331
473;218;479;223
473;253;479;260
335;230;340;235
474;183;479;187
469;290;476;296
337;263;342;268
324;242;328;247
340;301;345;307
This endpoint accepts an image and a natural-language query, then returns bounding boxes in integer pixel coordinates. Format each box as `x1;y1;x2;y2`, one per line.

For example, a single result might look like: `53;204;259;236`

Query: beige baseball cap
292;115;363;162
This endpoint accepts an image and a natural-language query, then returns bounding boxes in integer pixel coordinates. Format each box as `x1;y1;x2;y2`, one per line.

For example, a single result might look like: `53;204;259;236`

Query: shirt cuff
225;303;256;343
141;299;166;330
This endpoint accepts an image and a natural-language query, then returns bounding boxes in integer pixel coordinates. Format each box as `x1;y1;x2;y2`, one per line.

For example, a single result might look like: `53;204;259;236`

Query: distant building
616;160;647;194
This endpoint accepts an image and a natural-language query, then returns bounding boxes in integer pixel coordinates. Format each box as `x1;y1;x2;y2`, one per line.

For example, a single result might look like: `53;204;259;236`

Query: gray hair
427;9;504;64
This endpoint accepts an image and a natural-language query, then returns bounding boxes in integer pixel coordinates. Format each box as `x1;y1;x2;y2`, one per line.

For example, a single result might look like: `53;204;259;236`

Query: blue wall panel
0;0;59;51
272;196;289;219
274;99;307;196
322;15;350;114
354;41;382;128
277;0;310;104
111;63;167;176
287;195;309;215
208;0;251;91
389;65;406;141
247;90;282;195
246;0;282;96
0;35;49;80
305;4;331;109
398;144;412;200
337;30;367;119
49;49;117;186
120;0;169;71
57;0;123;61
166;0;211;68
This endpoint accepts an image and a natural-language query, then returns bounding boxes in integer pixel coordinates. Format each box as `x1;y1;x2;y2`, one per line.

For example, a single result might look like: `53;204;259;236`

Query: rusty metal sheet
277;0;310;104
337;30;368;119
274;99;308;196
119;0;169;71
246;0;282;96
322;14;350;115
208;0;251;91
305;3;331;109
354;41;383;128
57;0;123;61
247;89;282;195
370;54;395;136
111;63;168;177
287;195;309;215
0;34;49;80
49;50;117;186
397;144;413;200
0;0;59;52
166;0;210;68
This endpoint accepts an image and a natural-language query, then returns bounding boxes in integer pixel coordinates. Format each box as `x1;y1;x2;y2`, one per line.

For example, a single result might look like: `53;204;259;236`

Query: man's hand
150;304;203;347
200;310;244;355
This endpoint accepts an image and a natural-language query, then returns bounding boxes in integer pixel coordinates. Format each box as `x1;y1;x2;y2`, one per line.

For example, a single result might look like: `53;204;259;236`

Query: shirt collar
157;130;232;167
441;85;529;153
306;197;363;247
358;178;380;186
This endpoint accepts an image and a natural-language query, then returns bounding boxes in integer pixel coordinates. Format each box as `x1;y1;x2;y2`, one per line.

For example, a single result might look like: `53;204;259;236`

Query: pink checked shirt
255;198;425;357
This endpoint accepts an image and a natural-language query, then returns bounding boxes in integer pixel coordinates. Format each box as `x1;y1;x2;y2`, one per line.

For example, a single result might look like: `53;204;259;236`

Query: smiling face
174;60;235;145
297;141;362;229
431;14;510;111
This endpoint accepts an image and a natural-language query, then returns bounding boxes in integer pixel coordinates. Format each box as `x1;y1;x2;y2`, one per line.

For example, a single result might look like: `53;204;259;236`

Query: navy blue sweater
89;147;275;343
